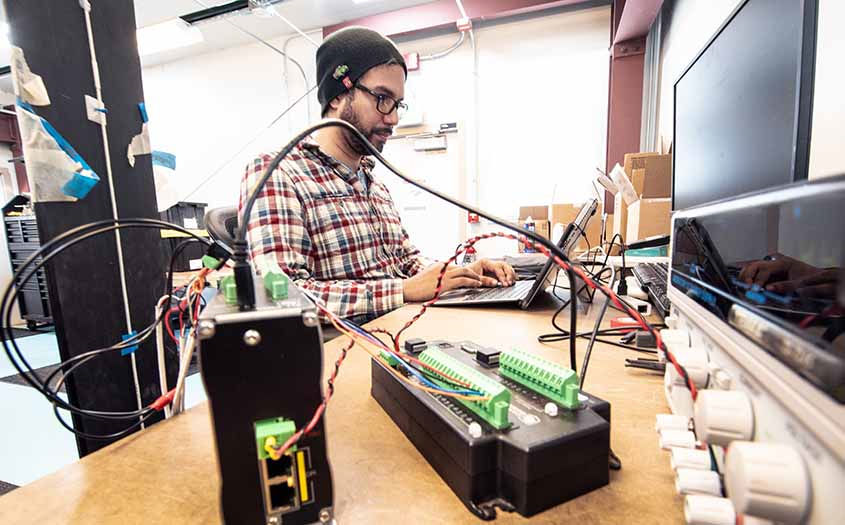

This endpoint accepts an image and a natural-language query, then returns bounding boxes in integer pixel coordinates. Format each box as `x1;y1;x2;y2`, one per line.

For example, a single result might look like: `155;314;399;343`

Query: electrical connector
404;337;426;354
419;348;511;429
219;275;238;305
264;270;289;301
255;417;297;460
499;348;580;409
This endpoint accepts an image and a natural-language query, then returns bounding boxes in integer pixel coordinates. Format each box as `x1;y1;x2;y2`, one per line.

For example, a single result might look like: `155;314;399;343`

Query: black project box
371;341;611;520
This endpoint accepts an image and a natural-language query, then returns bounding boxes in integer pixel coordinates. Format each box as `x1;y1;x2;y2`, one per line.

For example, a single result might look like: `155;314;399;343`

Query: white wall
141;31;323;209
141;6;611;259
655;0;844;180
807;0;845;179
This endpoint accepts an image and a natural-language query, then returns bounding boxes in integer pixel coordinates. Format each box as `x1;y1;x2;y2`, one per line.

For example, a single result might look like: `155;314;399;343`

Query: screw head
319;509;332;523
267;517;279;525
243;329;262;346
197;320;215;339
303;311;319;327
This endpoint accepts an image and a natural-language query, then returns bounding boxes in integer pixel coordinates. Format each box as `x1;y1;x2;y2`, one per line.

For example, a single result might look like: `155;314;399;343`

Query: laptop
432;199;598;309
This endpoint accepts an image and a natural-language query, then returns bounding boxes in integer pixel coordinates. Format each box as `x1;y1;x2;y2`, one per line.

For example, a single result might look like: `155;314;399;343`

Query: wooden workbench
0;301;683;524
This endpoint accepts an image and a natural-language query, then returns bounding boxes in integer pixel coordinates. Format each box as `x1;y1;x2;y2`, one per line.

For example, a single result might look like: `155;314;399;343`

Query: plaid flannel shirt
239;137;427;320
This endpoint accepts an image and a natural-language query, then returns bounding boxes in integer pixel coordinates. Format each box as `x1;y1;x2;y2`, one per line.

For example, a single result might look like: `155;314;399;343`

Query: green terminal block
379;350;401;367
499;348;580;409
263;271;289;301
418;348;511;430
255;417;297;460
202;255;223;270
219;275;238;305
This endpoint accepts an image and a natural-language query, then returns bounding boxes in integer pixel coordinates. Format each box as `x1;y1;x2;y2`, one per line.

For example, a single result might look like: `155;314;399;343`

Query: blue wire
338;318;484;397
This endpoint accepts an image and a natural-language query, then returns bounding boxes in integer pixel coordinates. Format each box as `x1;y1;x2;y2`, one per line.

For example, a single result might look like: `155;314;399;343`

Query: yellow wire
323;311;491;402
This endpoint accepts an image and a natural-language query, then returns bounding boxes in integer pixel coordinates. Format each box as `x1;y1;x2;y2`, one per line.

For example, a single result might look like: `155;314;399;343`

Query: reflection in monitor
672;0;818;210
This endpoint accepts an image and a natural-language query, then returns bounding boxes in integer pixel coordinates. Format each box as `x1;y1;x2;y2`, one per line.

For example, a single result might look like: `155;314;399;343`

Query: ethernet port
265;454;293;479
269;481;297;510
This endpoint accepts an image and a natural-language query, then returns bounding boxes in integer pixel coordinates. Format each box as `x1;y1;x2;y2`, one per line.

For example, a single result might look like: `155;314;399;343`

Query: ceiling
0;0;439;68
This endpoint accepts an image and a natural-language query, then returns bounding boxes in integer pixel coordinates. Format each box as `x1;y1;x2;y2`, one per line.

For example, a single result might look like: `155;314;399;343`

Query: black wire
1;219;211;422
238;118;582;370
52;405;158;441
580;295;611;389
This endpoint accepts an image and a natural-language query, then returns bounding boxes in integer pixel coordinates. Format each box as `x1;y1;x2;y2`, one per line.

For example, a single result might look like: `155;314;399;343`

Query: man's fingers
448;266;483;281
480;276;499;287
449;277;482;289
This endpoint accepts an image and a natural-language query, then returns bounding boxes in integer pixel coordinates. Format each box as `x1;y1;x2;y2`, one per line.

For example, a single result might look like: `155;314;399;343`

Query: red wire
392;232;699;400
165;306;180;344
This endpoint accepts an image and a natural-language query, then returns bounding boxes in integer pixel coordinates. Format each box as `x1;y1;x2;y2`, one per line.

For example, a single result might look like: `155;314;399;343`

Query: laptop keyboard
437;279;535;303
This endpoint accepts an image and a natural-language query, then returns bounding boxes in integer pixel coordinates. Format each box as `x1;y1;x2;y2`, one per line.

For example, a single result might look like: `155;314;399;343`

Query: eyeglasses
354;83;408;117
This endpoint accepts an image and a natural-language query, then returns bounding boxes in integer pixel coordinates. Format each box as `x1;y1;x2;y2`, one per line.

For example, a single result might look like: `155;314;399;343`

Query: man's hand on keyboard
403;263;485;302
467;259;516;288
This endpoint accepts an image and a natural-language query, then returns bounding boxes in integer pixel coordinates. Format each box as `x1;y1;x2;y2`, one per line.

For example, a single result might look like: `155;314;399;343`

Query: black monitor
672;0;818;210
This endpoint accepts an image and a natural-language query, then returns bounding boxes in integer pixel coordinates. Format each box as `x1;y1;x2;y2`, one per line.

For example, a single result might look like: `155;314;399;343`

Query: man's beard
339;103;389;155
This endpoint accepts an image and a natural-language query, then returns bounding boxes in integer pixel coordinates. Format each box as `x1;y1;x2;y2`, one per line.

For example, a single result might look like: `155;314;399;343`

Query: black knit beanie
317;26;407;116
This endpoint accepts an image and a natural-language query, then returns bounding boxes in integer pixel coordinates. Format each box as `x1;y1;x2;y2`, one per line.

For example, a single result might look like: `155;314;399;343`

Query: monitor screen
672;0;816;210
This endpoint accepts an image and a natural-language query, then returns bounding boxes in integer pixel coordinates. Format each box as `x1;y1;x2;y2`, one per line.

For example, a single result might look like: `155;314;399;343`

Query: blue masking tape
121;331;139;356
61;170;99;199
17;99;101;198
152;150;176;170
138;102;148;123
94;107;108;113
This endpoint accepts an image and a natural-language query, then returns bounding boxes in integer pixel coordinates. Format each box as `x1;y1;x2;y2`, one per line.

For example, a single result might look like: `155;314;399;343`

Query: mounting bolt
303;311;319;327
243;329;262;346
544;402;559;417
319;508;332;523
197;320;215;339
267;516;280;525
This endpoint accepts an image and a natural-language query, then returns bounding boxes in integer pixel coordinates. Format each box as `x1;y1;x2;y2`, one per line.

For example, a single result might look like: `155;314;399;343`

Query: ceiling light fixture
136;19;204;57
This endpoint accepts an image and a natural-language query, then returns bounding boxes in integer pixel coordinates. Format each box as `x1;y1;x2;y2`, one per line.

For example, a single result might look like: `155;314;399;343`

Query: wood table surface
0;300;683;524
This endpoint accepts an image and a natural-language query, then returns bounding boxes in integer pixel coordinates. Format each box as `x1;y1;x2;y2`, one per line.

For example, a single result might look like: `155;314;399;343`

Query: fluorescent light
137;19;204;57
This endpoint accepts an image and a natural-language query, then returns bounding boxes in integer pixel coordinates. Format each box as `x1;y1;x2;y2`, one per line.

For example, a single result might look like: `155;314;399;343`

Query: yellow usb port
296;450;309;502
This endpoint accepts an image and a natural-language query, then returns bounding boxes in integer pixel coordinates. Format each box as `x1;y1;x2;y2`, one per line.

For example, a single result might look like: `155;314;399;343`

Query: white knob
659;429;696;450
710;368;732;390
656;413;691;432
694;390;754;447
659;329;691;364
671;447;712;471
544;402;558;417
725;442;810;525
676;468;722;496
684;495;736;525
667;346;709;388
664;315;680;329
661;328;691;346
468;422;482;438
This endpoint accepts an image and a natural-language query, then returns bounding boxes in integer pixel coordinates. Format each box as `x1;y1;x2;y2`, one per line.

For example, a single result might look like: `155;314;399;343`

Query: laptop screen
520;198;598;308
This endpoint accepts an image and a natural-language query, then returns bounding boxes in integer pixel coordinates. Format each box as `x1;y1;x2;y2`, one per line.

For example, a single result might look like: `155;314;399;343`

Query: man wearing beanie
240;26;514;321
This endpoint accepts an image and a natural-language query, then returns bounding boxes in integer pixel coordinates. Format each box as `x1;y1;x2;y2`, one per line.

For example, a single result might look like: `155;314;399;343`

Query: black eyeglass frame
354;82;408;116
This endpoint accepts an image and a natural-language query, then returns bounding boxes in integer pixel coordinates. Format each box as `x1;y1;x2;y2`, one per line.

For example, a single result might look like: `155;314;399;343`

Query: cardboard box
517;205;550;253
550;203;602;253
624;153;671;198
626;198;672;243
612;192;628;241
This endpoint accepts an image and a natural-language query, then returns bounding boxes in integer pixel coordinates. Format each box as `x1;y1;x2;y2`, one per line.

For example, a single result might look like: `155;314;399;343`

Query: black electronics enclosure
198;280;334;525
371;341;610;519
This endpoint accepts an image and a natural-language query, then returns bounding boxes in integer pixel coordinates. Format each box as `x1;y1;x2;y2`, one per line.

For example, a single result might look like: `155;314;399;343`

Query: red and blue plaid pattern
239;138;427;320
